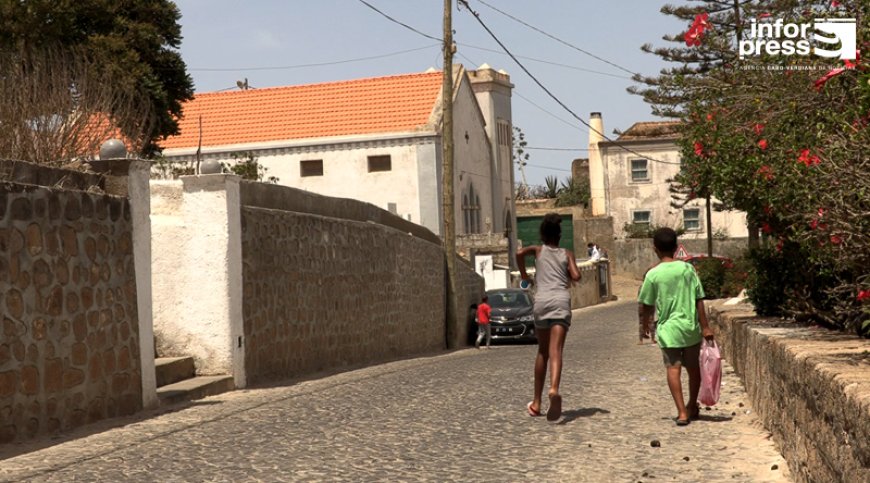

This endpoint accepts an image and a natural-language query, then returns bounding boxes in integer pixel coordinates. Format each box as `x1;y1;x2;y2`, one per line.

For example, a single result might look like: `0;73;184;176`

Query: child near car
638;228;714;426
516;213;582;421
475;295;492;349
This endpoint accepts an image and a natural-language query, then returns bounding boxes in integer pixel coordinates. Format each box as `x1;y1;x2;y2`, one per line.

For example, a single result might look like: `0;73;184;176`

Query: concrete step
155;357;196;388
157;375;234;406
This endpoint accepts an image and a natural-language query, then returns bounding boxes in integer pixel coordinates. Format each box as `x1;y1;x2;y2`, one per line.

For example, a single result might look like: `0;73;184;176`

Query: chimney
587;112;606;216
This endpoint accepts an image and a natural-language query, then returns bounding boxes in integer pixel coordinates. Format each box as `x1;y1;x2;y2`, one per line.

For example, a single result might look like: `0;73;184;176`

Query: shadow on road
557;407;610;425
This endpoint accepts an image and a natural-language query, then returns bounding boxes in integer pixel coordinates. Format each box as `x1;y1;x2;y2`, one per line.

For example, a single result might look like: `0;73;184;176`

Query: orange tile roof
616;121;682;141
160;71;443;151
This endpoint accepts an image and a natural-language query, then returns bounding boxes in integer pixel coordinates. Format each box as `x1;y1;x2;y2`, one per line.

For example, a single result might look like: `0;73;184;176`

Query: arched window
474;194;481;233
462;184;482;234
463;194;470;234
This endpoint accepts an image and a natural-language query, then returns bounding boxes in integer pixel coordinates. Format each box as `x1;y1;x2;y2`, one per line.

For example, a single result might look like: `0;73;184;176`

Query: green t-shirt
638;260;705;348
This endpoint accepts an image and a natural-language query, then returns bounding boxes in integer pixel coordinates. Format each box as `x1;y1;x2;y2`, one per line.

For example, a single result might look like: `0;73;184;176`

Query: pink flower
694;141;704;156
815;68;845;91
758;139;768;150
858;289;870;302
759;12;772;19
810;219;819;230
817;208;826;218
756;165;774;181
761;222;773;234
685;12;710;47
830;234;842;245
798;149;821;166
832;1;841;8
776;238;784;252
753;123;764;135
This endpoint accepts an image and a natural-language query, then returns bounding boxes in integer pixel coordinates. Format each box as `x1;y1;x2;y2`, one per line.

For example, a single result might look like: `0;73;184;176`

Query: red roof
160;71;443;151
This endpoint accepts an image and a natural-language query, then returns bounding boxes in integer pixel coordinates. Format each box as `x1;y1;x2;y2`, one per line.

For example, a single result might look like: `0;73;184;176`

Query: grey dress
533;245;572;324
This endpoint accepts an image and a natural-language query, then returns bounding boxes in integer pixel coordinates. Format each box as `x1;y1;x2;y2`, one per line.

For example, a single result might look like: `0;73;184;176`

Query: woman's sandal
675;418;690;426
527;402;542;417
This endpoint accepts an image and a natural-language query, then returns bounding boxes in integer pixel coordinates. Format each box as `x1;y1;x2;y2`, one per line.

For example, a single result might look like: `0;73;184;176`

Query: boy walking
638;228;714;425
476;295;492;349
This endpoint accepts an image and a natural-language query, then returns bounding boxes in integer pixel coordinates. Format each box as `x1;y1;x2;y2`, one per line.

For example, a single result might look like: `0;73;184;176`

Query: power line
357;0;633;81
190;44;439;72
514;90;585;133
474;0;638;77
525;163;571;173
459;43;634;80
458;1;682;166
526;146;589;152
357;0;441;41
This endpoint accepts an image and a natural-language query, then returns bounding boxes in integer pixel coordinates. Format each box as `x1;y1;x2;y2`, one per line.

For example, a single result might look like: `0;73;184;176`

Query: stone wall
456;233;510;267
568;261;611;308
238;181;483;384
610;238;749;279
1;165;142;443
240;206;447;384
709;303;870;483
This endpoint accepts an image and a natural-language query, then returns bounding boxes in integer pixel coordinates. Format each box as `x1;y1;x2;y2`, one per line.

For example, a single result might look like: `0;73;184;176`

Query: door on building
516;215;574;268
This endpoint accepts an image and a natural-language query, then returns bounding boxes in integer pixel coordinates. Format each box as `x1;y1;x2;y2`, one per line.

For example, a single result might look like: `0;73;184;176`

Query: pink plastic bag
698;340;721;406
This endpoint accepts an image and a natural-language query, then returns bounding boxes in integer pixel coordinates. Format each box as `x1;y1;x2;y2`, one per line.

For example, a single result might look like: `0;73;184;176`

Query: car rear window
488;292;532;308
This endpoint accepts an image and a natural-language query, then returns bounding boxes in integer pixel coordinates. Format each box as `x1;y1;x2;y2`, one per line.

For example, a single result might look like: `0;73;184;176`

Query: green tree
638;0;870;332
0;0;194;155
555;177;590;208
513;125;530;194
223;152;278;184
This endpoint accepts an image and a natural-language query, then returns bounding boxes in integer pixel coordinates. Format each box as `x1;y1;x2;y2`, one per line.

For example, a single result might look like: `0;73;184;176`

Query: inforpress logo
739;18;857;60
814;19;857;59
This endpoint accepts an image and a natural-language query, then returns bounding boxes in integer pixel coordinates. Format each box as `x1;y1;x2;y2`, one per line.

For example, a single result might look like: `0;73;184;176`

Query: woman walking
516;213;581;421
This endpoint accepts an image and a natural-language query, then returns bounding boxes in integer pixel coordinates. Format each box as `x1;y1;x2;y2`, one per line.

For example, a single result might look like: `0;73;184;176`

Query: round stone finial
199;159;222;174
99;139;127;160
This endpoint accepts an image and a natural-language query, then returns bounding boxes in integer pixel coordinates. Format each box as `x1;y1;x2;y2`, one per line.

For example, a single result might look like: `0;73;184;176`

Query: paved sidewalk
0;301;789;482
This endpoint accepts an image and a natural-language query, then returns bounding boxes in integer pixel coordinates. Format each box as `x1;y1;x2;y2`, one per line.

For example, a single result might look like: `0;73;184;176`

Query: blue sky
172;0;686;186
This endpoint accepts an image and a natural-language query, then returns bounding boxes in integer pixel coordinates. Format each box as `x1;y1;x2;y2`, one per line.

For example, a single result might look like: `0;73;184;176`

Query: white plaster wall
602;140;749;239
171;136;436;234
473;87;514;233
453;76;495;235
128;161;157;409
415;140;441;234
150;175;245;384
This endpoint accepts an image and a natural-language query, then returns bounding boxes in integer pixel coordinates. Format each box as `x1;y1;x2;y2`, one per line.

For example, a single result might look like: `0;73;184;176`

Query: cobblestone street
0;301;789;482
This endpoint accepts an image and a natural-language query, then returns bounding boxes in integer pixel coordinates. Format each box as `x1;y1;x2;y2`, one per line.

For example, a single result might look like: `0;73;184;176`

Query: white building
159;64;517;250
587;114;748;239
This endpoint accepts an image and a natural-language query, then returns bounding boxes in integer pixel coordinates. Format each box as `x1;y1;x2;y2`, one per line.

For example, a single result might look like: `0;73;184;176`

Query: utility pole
442;0;459;349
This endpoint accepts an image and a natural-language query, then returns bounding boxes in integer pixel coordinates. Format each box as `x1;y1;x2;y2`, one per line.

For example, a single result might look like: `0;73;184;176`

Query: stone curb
709;301;870;483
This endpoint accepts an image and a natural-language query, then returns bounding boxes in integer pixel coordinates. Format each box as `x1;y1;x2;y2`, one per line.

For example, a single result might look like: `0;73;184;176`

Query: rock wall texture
610;238;748;279
241;206;449;384
569;261;610;309
710;303;870;483
1;180;141;444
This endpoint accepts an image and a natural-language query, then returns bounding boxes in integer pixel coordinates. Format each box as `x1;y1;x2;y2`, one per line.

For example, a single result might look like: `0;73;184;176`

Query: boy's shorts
534;318;571;330
661;342;701;369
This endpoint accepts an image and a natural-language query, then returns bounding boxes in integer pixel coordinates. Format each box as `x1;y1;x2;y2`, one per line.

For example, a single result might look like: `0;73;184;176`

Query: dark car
476;289;536;343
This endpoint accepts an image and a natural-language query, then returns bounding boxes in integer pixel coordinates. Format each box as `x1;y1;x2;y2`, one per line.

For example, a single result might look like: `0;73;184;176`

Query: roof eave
161;130;440;157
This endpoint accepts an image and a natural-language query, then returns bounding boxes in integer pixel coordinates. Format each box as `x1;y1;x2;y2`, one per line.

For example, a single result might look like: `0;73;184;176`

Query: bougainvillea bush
635;1;869;335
